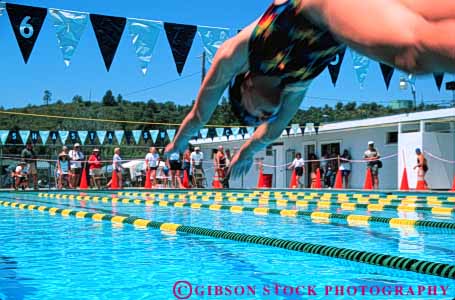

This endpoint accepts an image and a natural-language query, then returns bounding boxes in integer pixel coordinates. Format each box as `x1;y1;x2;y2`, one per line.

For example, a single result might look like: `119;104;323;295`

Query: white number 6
20;16;34;38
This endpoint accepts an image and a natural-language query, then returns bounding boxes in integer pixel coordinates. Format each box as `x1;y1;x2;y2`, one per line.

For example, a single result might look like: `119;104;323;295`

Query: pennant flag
39;130;49;145
433;73;444;91
300;125;306;136
11;131;18;144
0;130;9;145
247;127;255;136
164;22;197;75
166;129;176;141
50;131;58;144
132;130;142;144
69;130;78;143
197;26;230;64
291;124;300;135
350;49;370;88
114;130;124;144
90;14;126;71
127;18;162;75
0;2;5;16
314;122;321;135
159;130;165;141
231;127;240;139
19;130;30;144
216;128;224;137
30;131;39;144
304;123;315;136
49;9;88;67
124;131;133;144
327;47;346;86
97;131;106;144
78;131;88;145
88;131;97;144
281;129;288;137
200;128;208;139
379;63;394;90
59;131;69;144
106;131;114;144
149;130;158;144
142;130;150;143
6;3;47;63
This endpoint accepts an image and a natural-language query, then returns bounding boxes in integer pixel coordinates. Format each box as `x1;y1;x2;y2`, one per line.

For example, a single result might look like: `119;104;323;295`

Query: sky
0;0;454;110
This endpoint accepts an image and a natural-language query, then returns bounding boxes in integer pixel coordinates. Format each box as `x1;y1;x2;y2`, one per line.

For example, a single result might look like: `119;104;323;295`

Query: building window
424;122;451;133
321;143;340;156
401;123;420;133
266;145;273;156
386;132;398;144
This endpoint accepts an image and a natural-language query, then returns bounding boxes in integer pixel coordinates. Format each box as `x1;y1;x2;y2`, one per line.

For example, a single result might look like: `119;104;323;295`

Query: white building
192;108;455;190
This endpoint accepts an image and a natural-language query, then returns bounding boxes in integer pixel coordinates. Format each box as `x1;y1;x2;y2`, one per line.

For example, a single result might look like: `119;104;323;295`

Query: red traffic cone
289;169;297;189
144;169;152;189
182;169;190;188
400;168;409;191
416;180;427;191
110;170;119;190
363;168;373;190
450;175;455;192
212;175;222;189
334;170;343;189
79;167;88;189
257;169;264;188
313;168;322;188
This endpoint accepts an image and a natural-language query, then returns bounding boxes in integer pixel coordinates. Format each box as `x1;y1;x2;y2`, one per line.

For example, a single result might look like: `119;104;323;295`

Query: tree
43;90;52;106
72;95;83;103
102;90;116;106
116;94;123;104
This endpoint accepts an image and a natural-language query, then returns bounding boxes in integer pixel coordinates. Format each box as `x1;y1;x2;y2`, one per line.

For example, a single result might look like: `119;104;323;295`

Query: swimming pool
0;190;454;300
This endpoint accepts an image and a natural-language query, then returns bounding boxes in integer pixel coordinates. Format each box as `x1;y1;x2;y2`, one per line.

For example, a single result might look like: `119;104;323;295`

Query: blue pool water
0;191;454;300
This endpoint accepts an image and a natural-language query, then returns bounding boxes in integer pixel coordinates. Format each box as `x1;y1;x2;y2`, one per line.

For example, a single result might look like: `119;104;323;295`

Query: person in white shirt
339;149;352;188
190;147;205;188
68;143;85;188
288;152;305;188
145;147;160;187
107;148;123;189
14;161;28;190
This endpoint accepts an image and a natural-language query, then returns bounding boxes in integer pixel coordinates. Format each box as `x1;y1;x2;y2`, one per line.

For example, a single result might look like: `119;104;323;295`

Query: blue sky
0;0;453;110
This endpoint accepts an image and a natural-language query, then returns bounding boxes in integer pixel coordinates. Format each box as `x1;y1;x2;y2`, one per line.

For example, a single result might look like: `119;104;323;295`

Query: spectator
364;141;381;189
414;148;429;189
168;151;182;188
309;153;320;188
328;150;339;187
69;143;84;188
339;149;352;188
182;149;192;187
320;152;329;186
288;152;305;188
21;142;38;190
57;152;71;190
88;148;102;189
157;160;170;187
14;161;28;191
191;147;205;188
145;147;160;187
223;149;232;188
107;148;123;189
214;146;226;186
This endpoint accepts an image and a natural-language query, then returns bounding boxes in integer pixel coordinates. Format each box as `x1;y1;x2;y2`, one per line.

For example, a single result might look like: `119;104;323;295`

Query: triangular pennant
114;130;124;144
207;128;216;140
106;131;114;144
0;130;9;144
19;130;30;144
50;131;58;144
6;3;47;63
59;131;69;144
291;124;300;135
10;131;19;144
281;129;288;137
166;129;176;141
231;127;240;139
88;131;97;144
142;130;150;143
164;22;197;75
216;128;224;137
350;48;370;88
200;128;208;139
247;127;254;136
304;123;315;136
433;73;444;91
379;63;394;90
327;47;346;87
78;131;88;145
49;9;89;67
300;125;306;136
160;130;166;140
314;122;320;135
149;130;159;143
30;131;39;144
90;13;126;71
124;131;133;144
39;130;49;145
69;131;79;143
197;26;230;64
132;130;142;144
127;18;162;75
97;130;106;144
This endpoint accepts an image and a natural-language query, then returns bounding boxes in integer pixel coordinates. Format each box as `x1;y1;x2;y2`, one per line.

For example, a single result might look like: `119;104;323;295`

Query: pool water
0;190;454;300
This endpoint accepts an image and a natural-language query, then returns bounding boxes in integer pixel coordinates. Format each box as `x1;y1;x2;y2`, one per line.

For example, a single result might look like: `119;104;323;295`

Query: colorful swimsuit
249;0;344;86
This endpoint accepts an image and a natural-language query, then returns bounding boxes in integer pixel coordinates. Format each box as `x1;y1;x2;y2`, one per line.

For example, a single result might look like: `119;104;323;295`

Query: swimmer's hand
227;151;253;180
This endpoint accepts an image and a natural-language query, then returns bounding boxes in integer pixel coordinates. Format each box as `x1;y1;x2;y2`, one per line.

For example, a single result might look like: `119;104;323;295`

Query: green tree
116;94;123;104
43;90;52;106
102;90;116;106
72;95;84;103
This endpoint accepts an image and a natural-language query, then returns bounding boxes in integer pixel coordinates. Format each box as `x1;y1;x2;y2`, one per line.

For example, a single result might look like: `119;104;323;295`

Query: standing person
191;147;205;188
413;148;429;189
107;148;123;189
14;161;28;191
288;152;305;188
339;149;352;188
182;149;192;187
309;153;320;188
88;148;102;189
69;143;84;188
222;149;232;188
57;152;71;190
364;141;381;189
214;146;227;186
329;150;339;187
145;147;160;188
168;151;182;188
165;0;455;180
21;142;38;190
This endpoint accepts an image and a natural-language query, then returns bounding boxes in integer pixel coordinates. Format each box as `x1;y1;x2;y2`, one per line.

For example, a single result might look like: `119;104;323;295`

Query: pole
201;51;206;84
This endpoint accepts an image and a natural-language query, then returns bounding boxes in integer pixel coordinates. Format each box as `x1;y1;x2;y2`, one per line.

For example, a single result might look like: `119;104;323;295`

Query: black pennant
379;63;394;90
327;47;346;87
90;14;126;71
30;131;39;144
433;73;444;91
69;131;78;144
6;3;47;64
164;22;197;75
106;131;114;144
124;131;132;145
142;130;150;143
10;131;18;144
314;123;320;135
300;125;306;136
88;131;96;144
50;131;58;144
